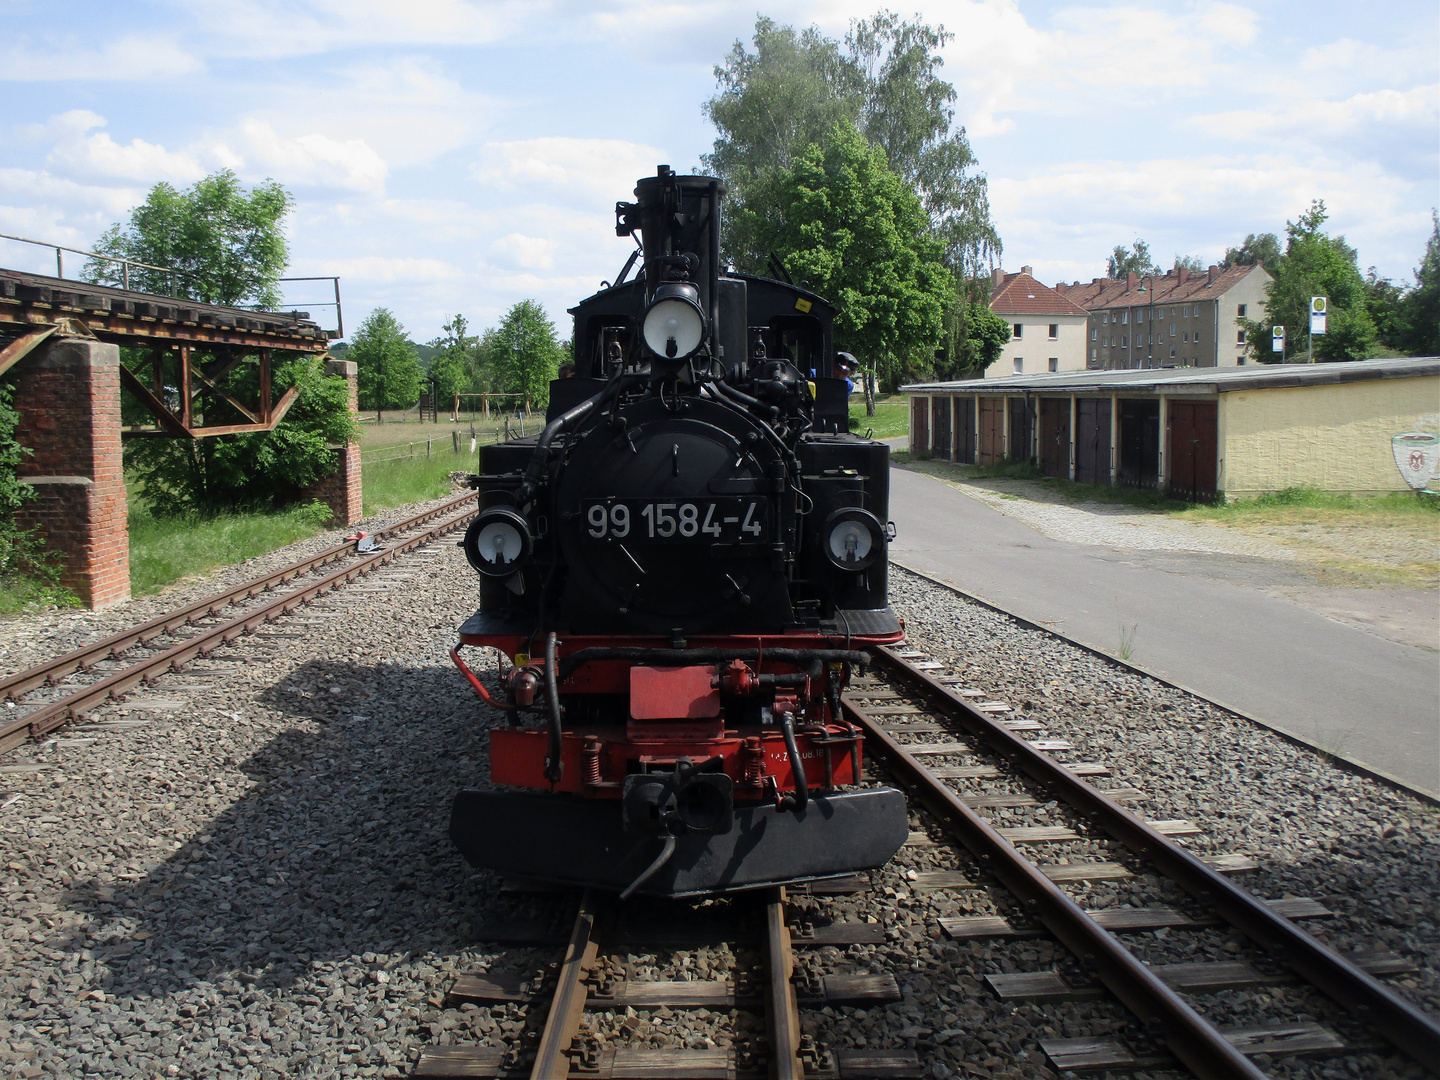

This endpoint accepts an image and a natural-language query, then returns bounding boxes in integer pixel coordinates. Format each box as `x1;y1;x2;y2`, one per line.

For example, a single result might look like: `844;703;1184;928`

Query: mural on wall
1393;417;1440;492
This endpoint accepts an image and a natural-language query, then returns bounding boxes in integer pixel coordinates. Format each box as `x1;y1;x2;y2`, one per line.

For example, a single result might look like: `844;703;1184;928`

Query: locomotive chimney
633;166;725;358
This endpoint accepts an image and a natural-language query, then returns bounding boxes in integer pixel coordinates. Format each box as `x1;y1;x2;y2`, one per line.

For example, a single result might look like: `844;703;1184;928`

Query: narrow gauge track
847;645;1440;1078
412;884;926;1079
0;490;478;755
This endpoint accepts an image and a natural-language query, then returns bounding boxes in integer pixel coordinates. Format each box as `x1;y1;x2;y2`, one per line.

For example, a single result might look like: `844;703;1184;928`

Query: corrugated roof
989;271;1089;317
1057;264;1269;311
902;356;1440;396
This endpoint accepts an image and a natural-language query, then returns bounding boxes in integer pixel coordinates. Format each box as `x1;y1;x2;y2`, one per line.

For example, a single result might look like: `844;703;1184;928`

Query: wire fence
359;422;532;465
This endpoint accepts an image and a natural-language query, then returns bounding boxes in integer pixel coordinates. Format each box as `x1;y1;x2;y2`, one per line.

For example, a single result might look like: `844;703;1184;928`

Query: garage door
1168;400;1218;500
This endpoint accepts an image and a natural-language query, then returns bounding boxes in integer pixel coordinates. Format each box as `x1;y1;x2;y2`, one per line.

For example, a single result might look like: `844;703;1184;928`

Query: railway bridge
0;266;360;608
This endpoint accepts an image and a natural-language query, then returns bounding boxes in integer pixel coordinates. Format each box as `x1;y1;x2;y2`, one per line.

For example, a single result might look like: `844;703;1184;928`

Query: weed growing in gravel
128;500;333;596
1117;621;1138;661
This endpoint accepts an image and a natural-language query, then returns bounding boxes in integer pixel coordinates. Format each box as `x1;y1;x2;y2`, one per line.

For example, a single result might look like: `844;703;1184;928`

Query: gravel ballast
0;525;1435;1078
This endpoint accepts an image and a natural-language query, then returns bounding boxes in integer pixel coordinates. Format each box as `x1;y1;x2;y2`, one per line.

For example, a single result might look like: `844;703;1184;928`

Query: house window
1169;323;1176;336
1182;332;1188;342
1048;324;1058;339
1158;335;1164;343
1169;347;1176;358
1091;349;1097;361
1194;329;1201;342
1121;336;1128;347
1013;357;1023;374
1237;303;1247;317
1102;312;1109;324
1091;328;1098;340
1048;357;1058;372
1013;323;1023;339
1236;330;1246;343
1121;312;1128;324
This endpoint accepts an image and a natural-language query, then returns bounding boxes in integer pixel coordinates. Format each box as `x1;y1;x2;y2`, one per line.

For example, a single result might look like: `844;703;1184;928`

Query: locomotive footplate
449;786;909;898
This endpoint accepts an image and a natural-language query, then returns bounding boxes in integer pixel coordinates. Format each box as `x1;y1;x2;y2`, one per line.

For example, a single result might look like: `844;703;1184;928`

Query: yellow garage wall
1221;376;1440;496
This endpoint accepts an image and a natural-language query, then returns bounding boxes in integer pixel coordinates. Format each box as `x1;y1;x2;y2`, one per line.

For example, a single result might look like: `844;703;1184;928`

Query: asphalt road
887;464;1440;801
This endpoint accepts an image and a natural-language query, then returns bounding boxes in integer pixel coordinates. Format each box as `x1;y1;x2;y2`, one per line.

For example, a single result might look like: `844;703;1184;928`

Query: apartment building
1058;263;1272;370
987;266;1089;378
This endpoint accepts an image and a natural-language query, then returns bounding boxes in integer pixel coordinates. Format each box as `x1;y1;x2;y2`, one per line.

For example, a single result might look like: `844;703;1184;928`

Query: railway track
848;644;1440;1078
411;881;928;1078
0;490;478;756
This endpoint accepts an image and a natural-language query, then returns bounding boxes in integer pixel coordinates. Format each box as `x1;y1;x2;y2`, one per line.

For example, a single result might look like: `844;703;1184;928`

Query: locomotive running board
450;787;910;898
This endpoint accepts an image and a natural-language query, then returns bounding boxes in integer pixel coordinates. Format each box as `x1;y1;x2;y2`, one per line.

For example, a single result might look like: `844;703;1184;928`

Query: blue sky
1;0;1435;344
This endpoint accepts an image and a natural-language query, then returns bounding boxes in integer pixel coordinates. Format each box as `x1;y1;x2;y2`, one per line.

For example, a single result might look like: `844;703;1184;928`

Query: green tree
427;314;485;399
83;170;293;308
1107;240;1160;279
758;120;951;389
939;279;1010;378
1173;254;1206;273
1240;200;1375;363
123;355;358;515
484;301;565;412
1224;232;1283;274
705;12;998;277
1394;212;1440;356
352;308;423;418
1362;268;1405;349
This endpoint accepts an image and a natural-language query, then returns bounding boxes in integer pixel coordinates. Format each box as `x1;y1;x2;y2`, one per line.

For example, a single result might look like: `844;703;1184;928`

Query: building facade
986;266;1089;378
902;357;1439;501
1056;263;1272;370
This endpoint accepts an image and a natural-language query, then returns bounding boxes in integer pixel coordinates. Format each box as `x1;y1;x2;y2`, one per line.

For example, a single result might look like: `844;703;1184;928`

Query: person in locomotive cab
557;362;575;379
834;352;858;396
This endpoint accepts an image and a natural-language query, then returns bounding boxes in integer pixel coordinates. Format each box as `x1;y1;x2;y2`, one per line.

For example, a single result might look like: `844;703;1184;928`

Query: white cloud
489;233;559;270
1197;84;1439;141
310;255;464;283
238;119;389;194
0;34;203;81
475;138;671;203
41;111;206;185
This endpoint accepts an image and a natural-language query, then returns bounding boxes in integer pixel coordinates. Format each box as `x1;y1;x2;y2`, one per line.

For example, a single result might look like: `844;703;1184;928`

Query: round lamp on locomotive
462;506;533;577
642;281;706;361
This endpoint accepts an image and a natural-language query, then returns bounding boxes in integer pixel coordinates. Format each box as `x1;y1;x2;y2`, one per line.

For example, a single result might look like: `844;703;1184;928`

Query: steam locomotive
448;167;909;898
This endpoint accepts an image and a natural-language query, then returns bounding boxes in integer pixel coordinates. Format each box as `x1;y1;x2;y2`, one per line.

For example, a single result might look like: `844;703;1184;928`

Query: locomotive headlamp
822;508;885;572
463;507;533;578
642;282;706;361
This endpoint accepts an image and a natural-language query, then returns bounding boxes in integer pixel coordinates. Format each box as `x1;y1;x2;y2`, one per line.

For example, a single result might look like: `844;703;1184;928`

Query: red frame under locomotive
452;628;902;800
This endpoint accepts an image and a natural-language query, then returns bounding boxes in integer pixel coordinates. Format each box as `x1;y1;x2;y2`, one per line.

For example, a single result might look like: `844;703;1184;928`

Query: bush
125;354;358;516
0;380;75;611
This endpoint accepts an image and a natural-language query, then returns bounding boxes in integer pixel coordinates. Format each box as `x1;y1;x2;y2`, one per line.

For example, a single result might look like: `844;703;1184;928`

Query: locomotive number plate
582;498;769;544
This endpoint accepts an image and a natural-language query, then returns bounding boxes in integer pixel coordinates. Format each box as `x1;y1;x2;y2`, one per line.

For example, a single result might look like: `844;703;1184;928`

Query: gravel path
0;522;1434;1078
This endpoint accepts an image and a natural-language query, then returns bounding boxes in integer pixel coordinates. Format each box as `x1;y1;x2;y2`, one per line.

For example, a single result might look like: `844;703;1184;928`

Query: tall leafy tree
1224;232;1283;274
352;308;423;418
1240;200;1376;363
1394;212;1440;356
483;301;565;412
758;120;951;388
939;277;1010;378
705;12;998;277
1106;240;1160;279
83;170;293;308
1172;254;1206;273
427;314;485;398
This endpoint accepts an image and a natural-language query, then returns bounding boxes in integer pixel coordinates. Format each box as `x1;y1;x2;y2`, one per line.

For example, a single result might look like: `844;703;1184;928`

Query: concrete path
887;464;1440;800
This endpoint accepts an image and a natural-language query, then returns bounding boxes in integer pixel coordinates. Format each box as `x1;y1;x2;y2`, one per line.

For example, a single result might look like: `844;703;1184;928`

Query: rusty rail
0;493;476;754
853;644;1440;1073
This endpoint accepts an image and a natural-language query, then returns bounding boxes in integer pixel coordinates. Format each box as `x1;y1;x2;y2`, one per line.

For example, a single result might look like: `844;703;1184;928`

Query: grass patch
0;574;79;615
128;501;333;596
362;444;473;514
1181;486;1440;521
849;396;910;439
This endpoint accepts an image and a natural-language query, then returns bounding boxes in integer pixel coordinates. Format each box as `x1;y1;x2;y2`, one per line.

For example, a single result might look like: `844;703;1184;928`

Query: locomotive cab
449;166;909;898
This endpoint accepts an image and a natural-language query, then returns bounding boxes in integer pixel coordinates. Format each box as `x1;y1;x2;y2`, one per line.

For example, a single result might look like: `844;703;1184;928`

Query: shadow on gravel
66;657;554;1005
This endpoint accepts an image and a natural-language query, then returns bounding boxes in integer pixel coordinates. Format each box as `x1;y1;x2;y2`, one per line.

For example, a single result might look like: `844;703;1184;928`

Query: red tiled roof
989;271;1089;317
1063;264;1269;311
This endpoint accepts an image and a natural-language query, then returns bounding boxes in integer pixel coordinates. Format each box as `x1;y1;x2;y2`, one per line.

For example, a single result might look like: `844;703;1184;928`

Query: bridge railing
0;232;342;336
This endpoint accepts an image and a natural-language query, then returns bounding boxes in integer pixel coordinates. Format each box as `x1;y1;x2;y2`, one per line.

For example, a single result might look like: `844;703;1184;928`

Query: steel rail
847;693;1266;1080
0;491;475;713
861;644;1440;1071
0;502;477;754
764;887;804;1080
530;889;599;1080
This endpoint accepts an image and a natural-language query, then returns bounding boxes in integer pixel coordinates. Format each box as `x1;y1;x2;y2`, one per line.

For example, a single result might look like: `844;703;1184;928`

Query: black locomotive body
450;167;909;898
